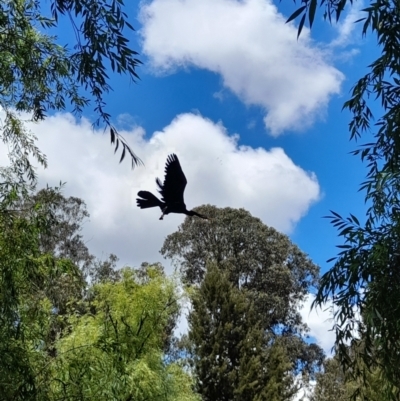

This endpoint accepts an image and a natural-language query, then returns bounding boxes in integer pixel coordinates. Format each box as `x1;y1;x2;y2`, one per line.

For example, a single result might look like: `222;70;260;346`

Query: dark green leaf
297;14;307;38
286;5;307;24
308;0;318;28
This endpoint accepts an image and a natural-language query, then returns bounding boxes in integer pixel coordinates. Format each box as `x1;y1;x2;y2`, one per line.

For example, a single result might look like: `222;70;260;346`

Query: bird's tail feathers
137;191;163;209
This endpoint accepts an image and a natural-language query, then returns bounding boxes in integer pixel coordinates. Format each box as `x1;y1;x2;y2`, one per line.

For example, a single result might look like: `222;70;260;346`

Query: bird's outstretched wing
156;154;187;204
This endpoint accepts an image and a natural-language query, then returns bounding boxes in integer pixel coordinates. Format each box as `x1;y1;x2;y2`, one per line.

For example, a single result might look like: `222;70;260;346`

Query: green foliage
0;184;80;399
189;263;295;401
22;187;94;271
285;0;400;392
311;357;349;401
0;0;143;185
162;206;324;398
50;267;197;401
162;205;319;331
0;183;196;401
313;209;400;390
311;354;400;401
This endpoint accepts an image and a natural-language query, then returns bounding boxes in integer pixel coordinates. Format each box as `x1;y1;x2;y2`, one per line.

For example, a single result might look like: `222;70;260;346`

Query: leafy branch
0;0;144;183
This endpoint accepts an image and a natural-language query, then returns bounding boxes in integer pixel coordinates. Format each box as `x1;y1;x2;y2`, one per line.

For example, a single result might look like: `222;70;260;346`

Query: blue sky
104;0;371;268
0;0;381;356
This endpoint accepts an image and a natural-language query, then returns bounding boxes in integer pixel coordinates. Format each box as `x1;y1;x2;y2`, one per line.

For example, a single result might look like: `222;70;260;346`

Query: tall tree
0;0;143;188
286;0;400;392
189;263;295;401
162;206;319;330
162;206;324;395
20;188;125;294
0;184;81;399
22;187;93;270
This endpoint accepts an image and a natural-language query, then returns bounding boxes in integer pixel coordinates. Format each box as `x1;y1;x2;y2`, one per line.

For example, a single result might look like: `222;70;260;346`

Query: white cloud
139;0;344;135
299;294;336;356
293;375;316;401
330;1;364;48
298;291;364;358
0;111;320;269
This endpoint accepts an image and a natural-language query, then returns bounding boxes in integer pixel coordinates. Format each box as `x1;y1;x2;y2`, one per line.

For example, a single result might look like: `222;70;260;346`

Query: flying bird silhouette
136;154;208;220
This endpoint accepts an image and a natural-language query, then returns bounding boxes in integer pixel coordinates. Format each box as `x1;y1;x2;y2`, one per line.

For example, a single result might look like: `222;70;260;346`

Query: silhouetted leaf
298;14;307;38
119;147;126;164
286;5;306;23
350;214;360;225
308;0;318;27
110;127;116;144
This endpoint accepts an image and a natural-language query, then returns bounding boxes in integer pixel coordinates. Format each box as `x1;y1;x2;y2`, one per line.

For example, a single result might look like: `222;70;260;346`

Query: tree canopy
162;205;319;336
50;267;197;401
0;184;196;401
162;205;324;399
